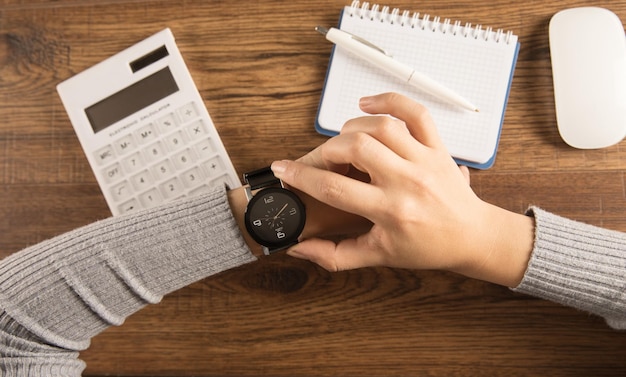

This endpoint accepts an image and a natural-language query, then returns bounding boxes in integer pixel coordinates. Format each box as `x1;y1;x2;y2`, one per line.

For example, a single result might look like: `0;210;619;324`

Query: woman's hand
272;93;534;287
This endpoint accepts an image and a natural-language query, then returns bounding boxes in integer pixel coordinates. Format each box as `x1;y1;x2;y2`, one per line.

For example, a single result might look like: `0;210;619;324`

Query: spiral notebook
315;1;520;169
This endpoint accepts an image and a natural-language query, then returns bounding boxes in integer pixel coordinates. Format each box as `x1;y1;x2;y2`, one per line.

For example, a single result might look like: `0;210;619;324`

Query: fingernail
359;96;374;108
270;160;288;177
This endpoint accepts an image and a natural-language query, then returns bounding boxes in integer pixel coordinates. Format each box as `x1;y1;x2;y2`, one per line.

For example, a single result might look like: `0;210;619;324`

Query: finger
295;144;350;176
295;144;370;182
271;159;384;221
287;237;383;272
459;165;471;184
318;131;407;183
359;92;445;149
340;114;423;161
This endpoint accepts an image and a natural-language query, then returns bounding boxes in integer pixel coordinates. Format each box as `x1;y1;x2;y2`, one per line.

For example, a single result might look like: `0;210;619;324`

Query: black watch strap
243;166;281;198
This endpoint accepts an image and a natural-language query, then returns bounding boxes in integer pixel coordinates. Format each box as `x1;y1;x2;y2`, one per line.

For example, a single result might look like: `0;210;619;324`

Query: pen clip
345;31;392;57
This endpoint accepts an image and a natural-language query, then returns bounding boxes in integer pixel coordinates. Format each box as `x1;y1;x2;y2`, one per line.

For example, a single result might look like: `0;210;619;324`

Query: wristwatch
243;166;306;255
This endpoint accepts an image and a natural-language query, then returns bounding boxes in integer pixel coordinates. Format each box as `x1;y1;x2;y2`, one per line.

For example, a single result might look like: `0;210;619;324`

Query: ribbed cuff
513;207;626;329
0;185;257;352
0;357;86;377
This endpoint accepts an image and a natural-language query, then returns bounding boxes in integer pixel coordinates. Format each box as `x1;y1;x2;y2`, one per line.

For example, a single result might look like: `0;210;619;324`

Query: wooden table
1;0;625;375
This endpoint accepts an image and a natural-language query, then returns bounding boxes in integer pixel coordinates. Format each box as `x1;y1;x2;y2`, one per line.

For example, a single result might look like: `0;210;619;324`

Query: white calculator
57;28;240;216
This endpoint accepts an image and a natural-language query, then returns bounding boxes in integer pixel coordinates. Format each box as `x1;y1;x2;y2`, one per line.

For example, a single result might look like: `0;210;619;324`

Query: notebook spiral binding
348;1;514;44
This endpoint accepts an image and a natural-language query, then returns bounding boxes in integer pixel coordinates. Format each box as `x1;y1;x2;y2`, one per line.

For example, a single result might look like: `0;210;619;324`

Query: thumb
287;237;382;272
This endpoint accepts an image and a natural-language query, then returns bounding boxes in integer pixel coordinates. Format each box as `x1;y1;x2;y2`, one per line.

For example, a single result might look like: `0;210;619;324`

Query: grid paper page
316;5;519;167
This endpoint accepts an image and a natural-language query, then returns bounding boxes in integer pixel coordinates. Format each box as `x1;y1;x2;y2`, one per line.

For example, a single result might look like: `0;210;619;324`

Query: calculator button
114;134;135;156
172;149;195;170
189;185;212;197
152;160;175;180
143;141;167;163
102;163;123;184
160;177;184;199
185;120;208;141
89;99;238;216
111;180;133;202
181;167;204;188
140;189;163;208
156;113;178;134
193;139;216;159
135;123;158;144
94;145;116;166
131;170;154;192
121;152;145;174
178;102;199;123
203;156;225;177
165;131;186;151
211;174;235;189
118;199;140;214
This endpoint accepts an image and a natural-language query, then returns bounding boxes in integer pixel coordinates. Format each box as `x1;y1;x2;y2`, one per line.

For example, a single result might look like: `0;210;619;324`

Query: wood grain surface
1;0;625;376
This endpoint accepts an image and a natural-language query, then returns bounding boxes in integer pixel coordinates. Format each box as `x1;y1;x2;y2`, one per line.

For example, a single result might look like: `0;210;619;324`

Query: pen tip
474;108;480;113
315;26;328;35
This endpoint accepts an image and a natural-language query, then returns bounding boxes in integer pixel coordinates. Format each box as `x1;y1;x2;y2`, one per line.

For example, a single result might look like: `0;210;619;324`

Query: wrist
227;187;264;257
453;202;535;287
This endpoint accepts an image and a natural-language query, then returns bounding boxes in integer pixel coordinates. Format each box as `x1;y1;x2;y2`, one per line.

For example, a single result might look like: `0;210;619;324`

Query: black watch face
245;187;306;248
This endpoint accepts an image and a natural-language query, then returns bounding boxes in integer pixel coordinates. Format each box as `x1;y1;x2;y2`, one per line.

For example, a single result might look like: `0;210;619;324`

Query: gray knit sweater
0;186;624;375
515;207;626;329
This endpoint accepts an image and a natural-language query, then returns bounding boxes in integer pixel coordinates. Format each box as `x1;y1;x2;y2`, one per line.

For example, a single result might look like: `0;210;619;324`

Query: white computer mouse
549;7;626;149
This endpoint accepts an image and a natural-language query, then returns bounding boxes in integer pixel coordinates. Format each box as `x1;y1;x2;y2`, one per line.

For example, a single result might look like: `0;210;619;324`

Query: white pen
316;26;479;112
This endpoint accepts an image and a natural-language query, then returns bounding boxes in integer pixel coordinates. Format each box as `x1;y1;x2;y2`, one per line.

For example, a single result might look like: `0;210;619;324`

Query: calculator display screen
85;67;179;133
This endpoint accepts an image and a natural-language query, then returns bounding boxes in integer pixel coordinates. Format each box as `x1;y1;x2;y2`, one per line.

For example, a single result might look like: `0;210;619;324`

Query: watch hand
274;203;289;219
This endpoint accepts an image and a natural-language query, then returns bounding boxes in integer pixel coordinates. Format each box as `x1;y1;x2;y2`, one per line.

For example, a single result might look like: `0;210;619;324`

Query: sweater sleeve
0;185;257;376
513;207;626;329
